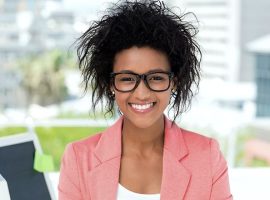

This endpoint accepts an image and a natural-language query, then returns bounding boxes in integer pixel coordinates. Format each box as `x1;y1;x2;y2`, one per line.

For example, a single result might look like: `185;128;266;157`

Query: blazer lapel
160;117;191;200
87;117;123;200
88;157;121;200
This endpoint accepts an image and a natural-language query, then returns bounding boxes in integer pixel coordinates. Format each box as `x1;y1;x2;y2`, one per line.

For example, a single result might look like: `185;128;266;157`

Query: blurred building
169;0;270;82
248;35;270;117
0;69;26;109
0;0;77;108
0;0;28;64
0;0;76;63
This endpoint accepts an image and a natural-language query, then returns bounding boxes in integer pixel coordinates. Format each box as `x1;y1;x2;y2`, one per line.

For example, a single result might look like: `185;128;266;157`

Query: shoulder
65;132;103;155
178;127;225;168
165;116;217;152
180;128;213;149
62;117;123;167
174;124;221;155
60;132;105;175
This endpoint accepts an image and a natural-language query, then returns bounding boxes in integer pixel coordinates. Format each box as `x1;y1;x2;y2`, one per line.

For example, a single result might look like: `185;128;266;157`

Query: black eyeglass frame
110;71;174;92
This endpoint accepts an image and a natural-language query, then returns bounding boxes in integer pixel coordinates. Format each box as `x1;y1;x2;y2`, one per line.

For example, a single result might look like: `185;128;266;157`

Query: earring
171;88;176;97
110;90;115;99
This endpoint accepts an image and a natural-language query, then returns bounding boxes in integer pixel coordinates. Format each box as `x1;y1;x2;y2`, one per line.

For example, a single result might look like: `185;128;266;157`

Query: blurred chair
0;133;56;200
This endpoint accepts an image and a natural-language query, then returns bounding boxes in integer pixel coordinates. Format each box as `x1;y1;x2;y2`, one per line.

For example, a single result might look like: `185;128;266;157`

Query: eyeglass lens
113;72;172;92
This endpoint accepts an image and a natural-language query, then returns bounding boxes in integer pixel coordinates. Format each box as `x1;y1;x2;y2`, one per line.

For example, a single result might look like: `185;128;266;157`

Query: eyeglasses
110;71;174;92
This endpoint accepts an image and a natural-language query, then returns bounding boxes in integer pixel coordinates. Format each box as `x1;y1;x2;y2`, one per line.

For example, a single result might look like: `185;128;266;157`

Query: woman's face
112;46;173;129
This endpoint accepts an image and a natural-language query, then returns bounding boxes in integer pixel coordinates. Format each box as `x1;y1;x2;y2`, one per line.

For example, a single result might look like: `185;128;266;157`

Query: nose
132;78;151;99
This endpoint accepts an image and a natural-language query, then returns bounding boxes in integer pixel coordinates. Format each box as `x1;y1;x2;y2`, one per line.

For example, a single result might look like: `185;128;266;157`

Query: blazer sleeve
58;143;83;200
209;139;233;200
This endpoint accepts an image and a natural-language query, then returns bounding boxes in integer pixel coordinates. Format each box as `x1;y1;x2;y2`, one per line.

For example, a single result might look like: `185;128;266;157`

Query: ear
171;77;177;91
110;85;115;94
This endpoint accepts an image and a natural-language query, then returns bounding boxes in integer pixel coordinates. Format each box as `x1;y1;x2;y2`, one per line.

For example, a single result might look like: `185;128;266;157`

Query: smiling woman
58;1;233;200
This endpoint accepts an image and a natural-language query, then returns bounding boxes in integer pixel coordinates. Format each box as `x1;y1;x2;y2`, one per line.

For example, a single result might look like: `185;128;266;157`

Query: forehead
113;46;170;73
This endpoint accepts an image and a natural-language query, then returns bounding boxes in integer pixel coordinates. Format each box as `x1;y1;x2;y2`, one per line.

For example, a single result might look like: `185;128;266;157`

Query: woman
58;0;233;199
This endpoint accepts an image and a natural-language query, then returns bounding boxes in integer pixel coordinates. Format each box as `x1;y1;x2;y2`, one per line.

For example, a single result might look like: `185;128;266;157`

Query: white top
116;184;160;200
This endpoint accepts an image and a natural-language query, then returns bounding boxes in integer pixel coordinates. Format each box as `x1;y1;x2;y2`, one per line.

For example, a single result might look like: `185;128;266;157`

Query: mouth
129;102;156;112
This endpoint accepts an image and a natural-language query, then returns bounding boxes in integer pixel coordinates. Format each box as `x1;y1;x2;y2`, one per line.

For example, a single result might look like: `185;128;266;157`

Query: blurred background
0;0;270;199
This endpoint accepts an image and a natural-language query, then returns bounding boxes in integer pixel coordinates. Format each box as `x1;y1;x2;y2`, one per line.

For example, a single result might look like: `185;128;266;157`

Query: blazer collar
93;116;123;164
89;115;191;200
163;116;189;161
161;117;191;200
88;117;123;200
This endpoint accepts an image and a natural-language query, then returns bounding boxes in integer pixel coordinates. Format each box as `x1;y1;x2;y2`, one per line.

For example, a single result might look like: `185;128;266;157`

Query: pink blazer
58;116;233;200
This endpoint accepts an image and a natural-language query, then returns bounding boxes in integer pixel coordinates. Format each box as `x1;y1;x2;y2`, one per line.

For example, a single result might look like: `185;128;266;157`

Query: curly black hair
76;0;201;121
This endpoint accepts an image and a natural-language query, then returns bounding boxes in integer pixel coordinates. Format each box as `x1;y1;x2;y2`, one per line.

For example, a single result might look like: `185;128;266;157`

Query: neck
121;116;165;157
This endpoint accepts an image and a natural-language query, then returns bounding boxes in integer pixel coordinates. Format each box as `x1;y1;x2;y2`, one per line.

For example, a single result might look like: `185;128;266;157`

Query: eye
148;74;166;81
116;74;136;82
120;77;135;82
150;76;164;81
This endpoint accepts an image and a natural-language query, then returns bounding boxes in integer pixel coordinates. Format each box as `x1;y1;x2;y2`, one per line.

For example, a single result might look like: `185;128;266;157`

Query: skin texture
112;46;174;194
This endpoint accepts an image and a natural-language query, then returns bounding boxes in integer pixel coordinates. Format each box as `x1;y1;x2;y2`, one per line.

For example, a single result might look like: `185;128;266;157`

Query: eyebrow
116;68;169;74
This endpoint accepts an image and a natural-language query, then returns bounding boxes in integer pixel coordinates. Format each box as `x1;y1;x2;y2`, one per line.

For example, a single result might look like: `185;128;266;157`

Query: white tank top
116;184;160;200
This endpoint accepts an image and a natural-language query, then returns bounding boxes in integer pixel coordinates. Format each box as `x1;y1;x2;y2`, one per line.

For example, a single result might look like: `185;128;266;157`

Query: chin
124;115;164;130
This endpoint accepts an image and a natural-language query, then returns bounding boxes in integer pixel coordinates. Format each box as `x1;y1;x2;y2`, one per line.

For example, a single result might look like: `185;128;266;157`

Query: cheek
114;93;128;107
158;91;172;105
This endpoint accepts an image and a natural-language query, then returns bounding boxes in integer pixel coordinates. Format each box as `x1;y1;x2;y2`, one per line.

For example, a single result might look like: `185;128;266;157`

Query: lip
128;102;156;113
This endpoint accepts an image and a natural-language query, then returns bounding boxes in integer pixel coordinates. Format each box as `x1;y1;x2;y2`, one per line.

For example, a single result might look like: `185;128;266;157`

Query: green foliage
15;49;77;106
0;127;28;136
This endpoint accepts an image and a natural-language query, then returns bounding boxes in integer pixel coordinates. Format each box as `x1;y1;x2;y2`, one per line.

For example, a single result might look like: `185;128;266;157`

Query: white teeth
131;103;154;110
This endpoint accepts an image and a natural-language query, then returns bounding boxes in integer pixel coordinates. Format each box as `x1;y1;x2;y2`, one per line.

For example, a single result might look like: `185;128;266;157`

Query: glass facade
256;53;270;117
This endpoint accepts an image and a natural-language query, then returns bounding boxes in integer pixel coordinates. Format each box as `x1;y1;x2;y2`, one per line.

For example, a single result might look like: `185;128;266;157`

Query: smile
129;102;155;111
